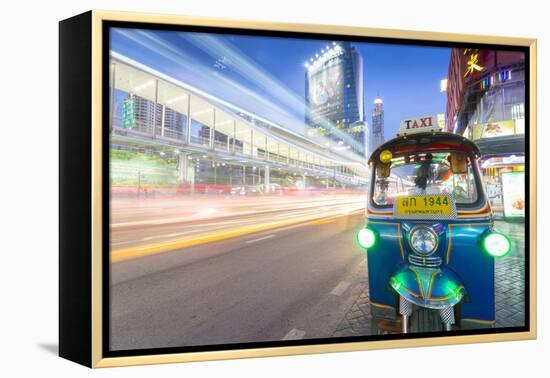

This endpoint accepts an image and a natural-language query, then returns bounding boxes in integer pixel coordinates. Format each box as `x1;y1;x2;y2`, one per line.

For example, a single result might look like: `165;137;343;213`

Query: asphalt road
110;212;367;351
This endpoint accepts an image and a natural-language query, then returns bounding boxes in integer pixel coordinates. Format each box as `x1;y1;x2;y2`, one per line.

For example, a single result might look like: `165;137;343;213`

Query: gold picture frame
59;10;537;368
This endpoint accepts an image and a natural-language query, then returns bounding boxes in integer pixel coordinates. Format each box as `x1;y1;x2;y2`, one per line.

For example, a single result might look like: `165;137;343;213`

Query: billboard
307;58;344;127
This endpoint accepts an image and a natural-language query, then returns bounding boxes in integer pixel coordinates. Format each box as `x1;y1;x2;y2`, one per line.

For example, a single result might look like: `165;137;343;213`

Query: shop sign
472;120;516;140
501;172;525;218
463;48;485;78
481;155;525;168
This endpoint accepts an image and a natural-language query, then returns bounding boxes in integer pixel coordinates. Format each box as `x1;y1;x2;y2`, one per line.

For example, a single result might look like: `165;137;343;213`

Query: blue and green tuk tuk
357;130;511;333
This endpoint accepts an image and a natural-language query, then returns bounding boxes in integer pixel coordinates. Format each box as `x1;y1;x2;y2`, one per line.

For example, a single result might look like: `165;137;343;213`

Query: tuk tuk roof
368;132;482;164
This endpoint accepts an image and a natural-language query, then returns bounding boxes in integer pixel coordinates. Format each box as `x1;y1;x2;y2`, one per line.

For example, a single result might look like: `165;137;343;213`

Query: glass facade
305;42;366;156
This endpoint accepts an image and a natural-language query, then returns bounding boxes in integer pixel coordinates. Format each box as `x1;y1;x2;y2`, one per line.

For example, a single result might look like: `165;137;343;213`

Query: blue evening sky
111;28;450;139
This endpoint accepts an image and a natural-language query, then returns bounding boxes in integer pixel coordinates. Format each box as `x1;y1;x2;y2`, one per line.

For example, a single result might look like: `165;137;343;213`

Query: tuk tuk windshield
372;151;479;207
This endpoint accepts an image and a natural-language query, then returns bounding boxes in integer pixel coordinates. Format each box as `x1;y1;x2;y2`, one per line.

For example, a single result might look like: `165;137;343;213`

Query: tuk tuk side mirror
450;152;468;174
377;163;391;178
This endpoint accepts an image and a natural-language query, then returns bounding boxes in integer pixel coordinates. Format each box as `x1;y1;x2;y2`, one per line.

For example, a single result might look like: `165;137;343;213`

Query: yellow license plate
396;195;452;217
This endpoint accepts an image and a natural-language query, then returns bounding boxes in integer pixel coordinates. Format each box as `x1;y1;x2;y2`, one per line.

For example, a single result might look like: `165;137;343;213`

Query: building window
511;103;524;120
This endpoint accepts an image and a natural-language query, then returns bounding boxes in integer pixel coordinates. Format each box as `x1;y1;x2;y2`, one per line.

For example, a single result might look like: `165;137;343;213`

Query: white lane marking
330;281;351;296
111;241;135;246
245;234;276;244
272;210;316;219
282;328;306;340
164;231;199;238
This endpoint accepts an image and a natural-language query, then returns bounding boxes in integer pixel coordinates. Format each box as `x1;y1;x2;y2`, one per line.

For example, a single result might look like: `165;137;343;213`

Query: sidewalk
494;220;525;327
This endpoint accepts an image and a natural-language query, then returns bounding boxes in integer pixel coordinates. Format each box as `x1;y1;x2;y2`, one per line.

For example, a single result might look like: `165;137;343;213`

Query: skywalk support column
209;109;216;149
185;94;191;144
178;152;195;194
177;152;189;183
232;121;237;152
264;165;270;193
152;79;159;136
109;61;116;131
160;105;166;137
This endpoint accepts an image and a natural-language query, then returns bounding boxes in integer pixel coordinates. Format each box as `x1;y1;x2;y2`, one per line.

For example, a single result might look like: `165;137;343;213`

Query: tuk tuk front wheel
410;308;442;333
409;304;461;333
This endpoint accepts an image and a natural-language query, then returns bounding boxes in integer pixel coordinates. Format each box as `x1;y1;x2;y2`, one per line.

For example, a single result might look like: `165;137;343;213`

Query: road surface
110;201;368;351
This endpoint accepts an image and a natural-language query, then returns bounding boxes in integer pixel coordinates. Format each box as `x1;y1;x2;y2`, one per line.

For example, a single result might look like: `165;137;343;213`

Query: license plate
396;195;452;217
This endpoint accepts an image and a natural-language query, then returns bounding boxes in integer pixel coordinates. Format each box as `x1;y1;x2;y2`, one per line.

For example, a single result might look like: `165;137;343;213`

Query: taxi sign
397;115;442;136
394;194;456;219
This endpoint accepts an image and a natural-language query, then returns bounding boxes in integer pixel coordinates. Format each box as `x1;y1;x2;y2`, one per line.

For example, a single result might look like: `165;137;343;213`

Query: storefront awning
475;134;525;157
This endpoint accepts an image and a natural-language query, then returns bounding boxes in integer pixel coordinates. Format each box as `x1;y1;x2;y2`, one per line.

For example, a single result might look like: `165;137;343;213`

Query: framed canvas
59;10;537;368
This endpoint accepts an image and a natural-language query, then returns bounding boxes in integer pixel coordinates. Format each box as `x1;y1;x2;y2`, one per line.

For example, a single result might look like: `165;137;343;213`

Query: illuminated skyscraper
304;42;365;156
370;95;384;153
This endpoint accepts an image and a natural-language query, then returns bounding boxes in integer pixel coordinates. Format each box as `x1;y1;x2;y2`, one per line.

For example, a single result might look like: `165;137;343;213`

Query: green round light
482;232;511;257
357;227;376;249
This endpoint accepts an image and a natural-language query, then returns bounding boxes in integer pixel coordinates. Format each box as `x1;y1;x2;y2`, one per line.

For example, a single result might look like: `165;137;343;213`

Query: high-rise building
162;107;185;139
305;42;365;156
126;94;185;138
130;94;162;133
370;95;385;153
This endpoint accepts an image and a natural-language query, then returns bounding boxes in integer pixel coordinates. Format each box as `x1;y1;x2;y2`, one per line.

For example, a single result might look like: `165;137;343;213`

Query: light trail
180;32;365;154
110;193;366;261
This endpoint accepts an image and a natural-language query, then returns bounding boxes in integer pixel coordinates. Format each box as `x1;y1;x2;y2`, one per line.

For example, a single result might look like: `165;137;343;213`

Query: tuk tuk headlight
409;225;438;256
357;226;377;249
482;231;511;257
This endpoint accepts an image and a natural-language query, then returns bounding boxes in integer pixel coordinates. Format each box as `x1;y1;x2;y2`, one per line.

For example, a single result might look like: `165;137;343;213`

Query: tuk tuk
357;126;511;333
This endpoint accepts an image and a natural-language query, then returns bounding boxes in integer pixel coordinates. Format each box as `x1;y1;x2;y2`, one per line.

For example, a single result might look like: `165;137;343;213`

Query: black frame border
59;11;93;367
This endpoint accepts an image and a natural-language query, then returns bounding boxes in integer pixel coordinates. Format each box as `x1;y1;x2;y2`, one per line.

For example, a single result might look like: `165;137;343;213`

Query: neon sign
463;48;485;77
480;70;513;90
